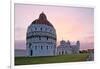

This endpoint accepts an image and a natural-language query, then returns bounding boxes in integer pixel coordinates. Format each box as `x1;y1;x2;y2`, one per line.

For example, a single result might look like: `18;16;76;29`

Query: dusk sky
15;4;94;50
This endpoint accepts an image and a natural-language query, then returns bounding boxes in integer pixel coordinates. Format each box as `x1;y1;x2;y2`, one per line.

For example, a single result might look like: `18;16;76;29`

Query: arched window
35;46;37;50
29;43;31;48
59;52;60;55
41;46;43;50
62;51;64;55
47;46;48;50
47;37;48;40
40;27;42;31
30;50;33;56
39;36;41;40
35;27;37;30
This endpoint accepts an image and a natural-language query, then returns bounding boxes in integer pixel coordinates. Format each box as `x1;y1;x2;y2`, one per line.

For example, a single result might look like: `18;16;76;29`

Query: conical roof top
32;12;54;27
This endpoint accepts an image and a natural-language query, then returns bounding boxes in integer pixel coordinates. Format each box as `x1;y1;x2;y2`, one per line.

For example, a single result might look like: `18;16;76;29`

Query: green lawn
15;53;89;65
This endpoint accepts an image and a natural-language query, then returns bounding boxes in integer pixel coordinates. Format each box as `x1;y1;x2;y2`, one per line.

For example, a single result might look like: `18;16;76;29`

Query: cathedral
56;40;80;55
26;12;80;57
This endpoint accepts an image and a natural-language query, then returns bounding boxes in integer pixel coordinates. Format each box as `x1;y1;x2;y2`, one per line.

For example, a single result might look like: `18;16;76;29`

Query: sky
15;4;94;50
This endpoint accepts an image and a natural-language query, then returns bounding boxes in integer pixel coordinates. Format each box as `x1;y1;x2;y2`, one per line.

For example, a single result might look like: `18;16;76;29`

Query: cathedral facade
56;40;80;55
26;12;57;56
26;12;80;57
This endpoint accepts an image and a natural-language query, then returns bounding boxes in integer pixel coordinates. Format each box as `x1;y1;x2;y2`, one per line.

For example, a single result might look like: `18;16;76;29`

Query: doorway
30;50;33;56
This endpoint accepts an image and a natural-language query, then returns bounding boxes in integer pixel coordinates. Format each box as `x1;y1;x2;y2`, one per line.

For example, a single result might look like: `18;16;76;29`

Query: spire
39;12;47;20
76;40;80;45
67;40;70;45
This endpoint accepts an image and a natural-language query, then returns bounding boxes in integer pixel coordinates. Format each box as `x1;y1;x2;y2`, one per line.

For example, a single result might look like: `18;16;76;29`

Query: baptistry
26;12;57;56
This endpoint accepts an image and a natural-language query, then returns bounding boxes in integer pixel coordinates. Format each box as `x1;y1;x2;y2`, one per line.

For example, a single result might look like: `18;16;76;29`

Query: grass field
15;53;89;65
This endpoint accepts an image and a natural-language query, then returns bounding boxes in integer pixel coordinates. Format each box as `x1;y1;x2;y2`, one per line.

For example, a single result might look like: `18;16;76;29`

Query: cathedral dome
32;12;54;28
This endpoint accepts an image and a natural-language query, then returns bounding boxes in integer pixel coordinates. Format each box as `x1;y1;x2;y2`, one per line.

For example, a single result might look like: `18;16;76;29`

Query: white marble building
26;12;57;56
56;40;80;55
26;12;80;57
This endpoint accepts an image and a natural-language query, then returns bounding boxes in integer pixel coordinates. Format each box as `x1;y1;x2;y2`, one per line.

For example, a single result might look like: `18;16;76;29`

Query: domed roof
32;12;54;27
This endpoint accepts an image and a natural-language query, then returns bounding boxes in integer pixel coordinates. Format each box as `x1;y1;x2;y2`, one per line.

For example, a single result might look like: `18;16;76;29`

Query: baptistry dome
26;12;57;56
32;12;54;27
